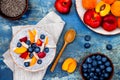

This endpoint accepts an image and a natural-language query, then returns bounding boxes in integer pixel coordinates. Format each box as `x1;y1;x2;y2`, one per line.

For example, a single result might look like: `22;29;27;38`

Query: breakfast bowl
0;0;28;20
79;53;114;80
10;27;56;72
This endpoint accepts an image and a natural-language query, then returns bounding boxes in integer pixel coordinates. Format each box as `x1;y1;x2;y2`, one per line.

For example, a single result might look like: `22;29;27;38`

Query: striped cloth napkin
3;11;65;80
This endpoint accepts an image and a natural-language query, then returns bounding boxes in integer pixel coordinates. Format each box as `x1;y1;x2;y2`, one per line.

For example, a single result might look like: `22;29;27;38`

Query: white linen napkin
3;11;65;80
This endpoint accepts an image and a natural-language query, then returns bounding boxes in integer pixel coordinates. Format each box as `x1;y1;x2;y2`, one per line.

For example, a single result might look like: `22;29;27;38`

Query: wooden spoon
50;29;76;72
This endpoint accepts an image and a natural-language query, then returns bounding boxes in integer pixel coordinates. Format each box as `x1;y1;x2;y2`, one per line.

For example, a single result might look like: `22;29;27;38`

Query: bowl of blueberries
80;53;114;80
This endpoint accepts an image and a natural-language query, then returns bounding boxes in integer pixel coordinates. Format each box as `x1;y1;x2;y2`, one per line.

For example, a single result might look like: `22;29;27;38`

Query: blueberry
83;69;87;72
26;40;31;45
92;60;97;66
102;57;107;62
28;47;33;53
29;53;34;58
82;64;88;69
40;34;45;39
102;70;105;73
44;47;49;53
106;67;112;72
106;44;112;50
100;65;105;69
90;72;94;77
24;62;30;67
86;57;92;63
104;73;109;78
34;47;40;53
37;59;42;64
84;43;91;49
83;73;88;77
96;68;100;73
88;64;92;68
84;35;91;41
100;77;104;80
105;61;110;66
93;76;98;79
31;43;37;49
17;42;22;47
91;68;95;72
96;55;102;60
90;78;94;80
91;56;95;60
98;61;102;65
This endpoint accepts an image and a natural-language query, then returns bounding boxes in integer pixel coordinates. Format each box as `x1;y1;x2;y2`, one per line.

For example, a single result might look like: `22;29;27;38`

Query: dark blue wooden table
0;0;120;80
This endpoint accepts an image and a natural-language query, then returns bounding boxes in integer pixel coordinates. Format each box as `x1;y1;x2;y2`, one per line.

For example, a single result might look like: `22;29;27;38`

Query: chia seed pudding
0;0;26;17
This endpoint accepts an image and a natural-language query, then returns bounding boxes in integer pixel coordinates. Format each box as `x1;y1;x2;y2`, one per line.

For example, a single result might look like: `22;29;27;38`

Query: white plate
10;27;56;72
76;0;120;35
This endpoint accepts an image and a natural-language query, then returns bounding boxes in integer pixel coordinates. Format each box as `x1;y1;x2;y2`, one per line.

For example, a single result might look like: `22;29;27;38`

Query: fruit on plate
102;0;115;4
14;46;27;54
102;14;117;31
19;36;27;42
83;9;102;28
81;53;114;80
95;1;110;16
54;0;72;14
62;58;77;73
82;0;97;9
111;1;120;17
30;56;37;66
118;18;120;28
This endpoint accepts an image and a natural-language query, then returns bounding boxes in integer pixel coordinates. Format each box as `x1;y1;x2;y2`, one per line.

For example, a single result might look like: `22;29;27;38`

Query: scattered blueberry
86;57;92;63
96;55;102;60
34;47;40;53
90;78;94;80
17;42;22;47
106;44;112;50
29;53;34;58
37;59;42;64
100;65;105;69
84;43;91;48
106;67;112;72
24;62;30;67
82;64;88;69
102;57;107;62
40;34;45;39
105;61;110;66
83;69;87;72
91;56;95;60
44;47;49;53
26;40;31;45
93;76;98;79
28;47;33;53
84;35;91;41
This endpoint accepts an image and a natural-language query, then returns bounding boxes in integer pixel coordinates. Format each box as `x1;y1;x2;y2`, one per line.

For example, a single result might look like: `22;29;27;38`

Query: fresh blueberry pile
81;53;114;80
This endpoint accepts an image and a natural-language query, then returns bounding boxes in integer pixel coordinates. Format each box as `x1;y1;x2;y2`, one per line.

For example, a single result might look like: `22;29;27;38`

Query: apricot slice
82;0;97;9
28;30;35;43
95;1;110;17
13;46;27;54
111;1;120;17
62;58;77;73
30;56;37;66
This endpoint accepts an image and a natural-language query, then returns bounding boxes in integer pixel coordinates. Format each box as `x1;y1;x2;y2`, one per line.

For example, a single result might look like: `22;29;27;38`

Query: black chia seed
0;0;26;17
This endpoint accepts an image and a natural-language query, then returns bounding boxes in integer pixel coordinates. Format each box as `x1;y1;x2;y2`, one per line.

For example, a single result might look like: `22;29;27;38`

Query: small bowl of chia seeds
0;0;28;20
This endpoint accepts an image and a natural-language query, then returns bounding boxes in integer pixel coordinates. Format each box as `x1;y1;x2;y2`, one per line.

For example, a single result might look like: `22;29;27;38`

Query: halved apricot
95;1;110;16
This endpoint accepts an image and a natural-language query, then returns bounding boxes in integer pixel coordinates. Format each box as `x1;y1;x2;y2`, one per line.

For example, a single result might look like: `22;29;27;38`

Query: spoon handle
50;42;67;72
